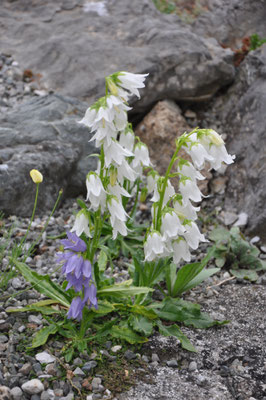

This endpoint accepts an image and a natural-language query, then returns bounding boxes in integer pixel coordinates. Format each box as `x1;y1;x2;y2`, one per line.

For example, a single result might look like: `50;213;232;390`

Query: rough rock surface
215;45;266;241
0;0;235;111
194;0;266;47
0;94;96;216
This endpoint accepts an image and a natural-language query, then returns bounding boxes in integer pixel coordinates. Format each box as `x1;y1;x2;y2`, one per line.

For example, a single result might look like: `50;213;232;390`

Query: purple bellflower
57;231;98;321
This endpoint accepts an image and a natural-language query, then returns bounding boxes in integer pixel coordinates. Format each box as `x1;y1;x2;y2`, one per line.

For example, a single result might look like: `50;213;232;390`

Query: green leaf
157;321;196;352
215;257;226;268
64;347;74;362
94;299;115;315
130;304;158;320
111;325;148;344
30;325;58;348
12;259;70;307
230;269;258;282
129;314;153;336
76;198;87;210
98;280;153;298
151;297;228;329
7;299;63;315
209;227;230;242
182;268;220;293
98;250;108;272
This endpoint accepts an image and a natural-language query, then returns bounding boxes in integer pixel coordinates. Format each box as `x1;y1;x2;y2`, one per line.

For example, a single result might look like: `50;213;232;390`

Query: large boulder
0;0;235;111
0;94;96;216
193;0;266;47
218;45;266;240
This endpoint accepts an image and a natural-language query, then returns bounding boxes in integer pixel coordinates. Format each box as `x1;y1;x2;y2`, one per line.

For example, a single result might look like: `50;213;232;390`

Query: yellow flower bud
30;169;43;183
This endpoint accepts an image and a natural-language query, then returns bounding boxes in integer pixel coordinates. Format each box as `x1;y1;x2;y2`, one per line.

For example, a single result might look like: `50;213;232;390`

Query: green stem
18;183;40;254
129;178;140;220
23;189;63;262
155;128;198;231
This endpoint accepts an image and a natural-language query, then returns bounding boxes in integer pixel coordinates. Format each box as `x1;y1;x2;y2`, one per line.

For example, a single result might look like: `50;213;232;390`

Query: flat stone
233;212;249;227
21;379;44;395
166;359;178;368
124;350;137;361
111;345;122;353
82;361;98;372
35;351;56;364
73;367;85;377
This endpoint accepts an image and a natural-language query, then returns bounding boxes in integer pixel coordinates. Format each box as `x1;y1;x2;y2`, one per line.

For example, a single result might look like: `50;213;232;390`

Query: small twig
207;275;235;289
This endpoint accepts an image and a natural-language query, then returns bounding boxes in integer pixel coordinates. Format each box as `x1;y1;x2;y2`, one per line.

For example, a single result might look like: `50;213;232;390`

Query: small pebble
166;359;178;368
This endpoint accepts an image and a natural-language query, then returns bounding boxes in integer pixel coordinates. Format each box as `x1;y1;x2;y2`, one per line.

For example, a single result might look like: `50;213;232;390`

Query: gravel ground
1;53;266;400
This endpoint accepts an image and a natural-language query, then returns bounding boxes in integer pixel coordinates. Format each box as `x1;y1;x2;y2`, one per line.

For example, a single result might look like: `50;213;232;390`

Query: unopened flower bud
106;77;118;96
139;187;148;203
208;129;224;146
110;166;117;186
30;169;43;183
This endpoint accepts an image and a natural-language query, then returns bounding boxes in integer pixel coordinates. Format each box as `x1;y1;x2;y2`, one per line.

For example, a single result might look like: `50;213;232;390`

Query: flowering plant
10;71;235;360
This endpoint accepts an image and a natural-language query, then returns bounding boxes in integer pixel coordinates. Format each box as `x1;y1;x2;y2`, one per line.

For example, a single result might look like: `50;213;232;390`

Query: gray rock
0;0;235;112
91;377;101;391
35;352;56;364
0;335;8;343
124;350;137;361
188;361;198;372
151;353;160;363
193;0;266;46
82;361;98;372
0;94;97;217
10;386;23;400
21;379;44;395
73;367;85;377
0;386;11;399
166;359;178;368
28;315;42;325
40;389;55;400
11;277;25;290
221;46;266;240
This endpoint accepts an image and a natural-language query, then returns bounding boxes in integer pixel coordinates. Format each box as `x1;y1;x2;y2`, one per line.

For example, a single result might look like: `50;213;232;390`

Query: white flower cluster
72;71;151;239
144;129;235;264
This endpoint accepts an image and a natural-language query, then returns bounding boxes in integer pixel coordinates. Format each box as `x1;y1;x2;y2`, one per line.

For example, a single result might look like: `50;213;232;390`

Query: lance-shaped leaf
12;259;70;307
97;279;153;298
129;314;153;336
30;325;58;348
157;320;196;352
111;325;148;344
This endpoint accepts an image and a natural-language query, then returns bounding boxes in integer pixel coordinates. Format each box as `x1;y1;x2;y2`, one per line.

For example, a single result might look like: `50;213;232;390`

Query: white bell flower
90;122;117;147
144;231;166;262
179;178;204;205
107;196;128;239
204;144;235;170
172;238;191;264
117;72;149;98
161;211;185;240
119;128;135;152
183;222;207;250
178;161;205;182
71;210;92;238
86;173;106;211
116;159;138;183
78;107;97;127
104;139;133;167
173;198;200;221
111;218;128;239
187;142;214;170
132;142;151;169
147;171;159;194
107;183;131;201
